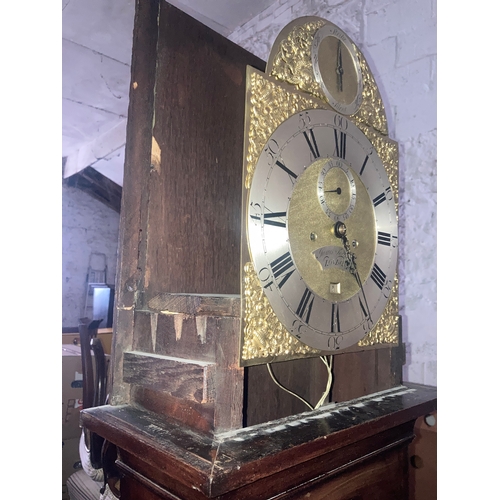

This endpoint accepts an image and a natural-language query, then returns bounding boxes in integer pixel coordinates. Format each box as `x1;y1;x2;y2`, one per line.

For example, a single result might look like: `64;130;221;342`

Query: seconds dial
317;158;356;222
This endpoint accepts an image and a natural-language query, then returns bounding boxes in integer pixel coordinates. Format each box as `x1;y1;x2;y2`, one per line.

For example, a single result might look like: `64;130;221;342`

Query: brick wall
62;183;120;328
229;0;437;386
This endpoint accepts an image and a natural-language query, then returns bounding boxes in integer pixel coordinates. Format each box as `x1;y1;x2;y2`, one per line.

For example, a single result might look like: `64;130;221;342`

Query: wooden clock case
81;2;437;498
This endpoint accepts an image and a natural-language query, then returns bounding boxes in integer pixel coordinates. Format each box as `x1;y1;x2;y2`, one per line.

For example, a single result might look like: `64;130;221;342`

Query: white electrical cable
266;355;334;411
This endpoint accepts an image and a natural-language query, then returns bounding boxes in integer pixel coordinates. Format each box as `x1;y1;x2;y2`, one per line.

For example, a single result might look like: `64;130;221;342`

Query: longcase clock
80;5;436;500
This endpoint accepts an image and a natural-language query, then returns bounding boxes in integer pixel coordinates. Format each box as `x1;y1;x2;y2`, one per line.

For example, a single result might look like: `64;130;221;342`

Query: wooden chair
66;319;118;500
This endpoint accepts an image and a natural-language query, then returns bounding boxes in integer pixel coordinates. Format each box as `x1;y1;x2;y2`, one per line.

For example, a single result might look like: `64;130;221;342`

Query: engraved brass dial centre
287;158;377;303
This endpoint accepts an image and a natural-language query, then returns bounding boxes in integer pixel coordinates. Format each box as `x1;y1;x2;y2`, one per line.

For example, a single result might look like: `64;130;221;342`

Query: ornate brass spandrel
244;70;325;189
357;273;399;346
269;20;326;101
242;262;321;363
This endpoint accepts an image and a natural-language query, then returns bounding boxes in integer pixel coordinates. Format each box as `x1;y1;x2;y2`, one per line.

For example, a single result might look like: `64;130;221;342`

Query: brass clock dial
246;108;397;351
241;16;398;365
311;24;363;115
317;158;357;222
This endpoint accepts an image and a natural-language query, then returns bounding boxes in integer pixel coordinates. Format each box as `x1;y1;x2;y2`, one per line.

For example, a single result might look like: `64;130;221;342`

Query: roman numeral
373;187;393;207
296;288;315;323
331;303;341;333
334;129;347;159
250;211;287;228
270;252;295;289
370;263;387;290
372;191;387;207
358;294;374;332
360;155;369;176
377;231;391;246
303;129;320;158
328;334;341;349
275;160;297;181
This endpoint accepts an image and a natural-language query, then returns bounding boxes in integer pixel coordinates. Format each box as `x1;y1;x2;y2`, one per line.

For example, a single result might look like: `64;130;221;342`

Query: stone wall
62;183;120;328
229;0;437;386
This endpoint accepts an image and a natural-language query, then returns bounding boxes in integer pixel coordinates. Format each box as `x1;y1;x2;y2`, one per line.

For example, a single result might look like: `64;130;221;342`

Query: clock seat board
82;2;437;498
82;383;437;499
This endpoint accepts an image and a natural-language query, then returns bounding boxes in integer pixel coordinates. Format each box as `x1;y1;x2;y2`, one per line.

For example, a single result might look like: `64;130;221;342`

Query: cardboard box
62;344;84;440
62;436;82;498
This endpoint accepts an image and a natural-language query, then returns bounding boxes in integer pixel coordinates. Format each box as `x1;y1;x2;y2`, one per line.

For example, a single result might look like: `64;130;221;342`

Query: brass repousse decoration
242;262;321;362
244;70;325;189
240;17;399;367
268;19;326;101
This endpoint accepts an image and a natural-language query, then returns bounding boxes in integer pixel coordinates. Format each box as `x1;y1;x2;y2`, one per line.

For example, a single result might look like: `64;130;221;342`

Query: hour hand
336;39;344;92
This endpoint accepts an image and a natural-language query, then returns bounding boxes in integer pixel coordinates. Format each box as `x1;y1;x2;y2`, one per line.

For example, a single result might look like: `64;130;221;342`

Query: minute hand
351;259;373;326
335;223;373;325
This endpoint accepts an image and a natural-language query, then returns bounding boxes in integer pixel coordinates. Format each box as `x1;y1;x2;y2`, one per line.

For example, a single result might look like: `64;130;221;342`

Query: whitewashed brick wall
62;183;120;328
229;0;437;386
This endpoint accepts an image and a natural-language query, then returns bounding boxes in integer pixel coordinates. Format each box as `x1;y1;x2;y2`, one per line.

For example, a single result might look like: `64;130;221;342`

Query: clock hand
334;222;373;325
336;39;344;92
324;188;342;194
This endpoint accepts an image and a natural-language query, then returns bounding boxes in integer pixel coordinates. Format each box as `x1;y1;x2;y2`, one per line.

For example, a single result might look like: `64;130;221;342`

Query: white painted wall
229;0;437;386
62;183;120;328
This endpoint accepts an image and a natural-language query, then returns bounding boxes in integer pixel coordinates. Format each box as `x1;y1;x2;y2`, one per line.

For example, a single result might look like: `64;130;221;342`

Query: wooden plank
332;319;405;403
143;2;266;298
123;351;215;404
244;357;332;427
131;386;215;434
213;317;244;432
110;0;161;406
147;293;240;317
118;434;410;500
153;312;216;363
333;350;378;403
274;445;408;500
131;310;155;353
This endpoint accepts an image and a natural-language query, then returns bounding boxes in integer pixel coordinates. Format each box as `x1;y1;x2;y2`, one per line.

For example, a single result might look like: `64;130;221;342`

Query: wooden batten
64;166;122;213
123;351;216;403
147;293;241;317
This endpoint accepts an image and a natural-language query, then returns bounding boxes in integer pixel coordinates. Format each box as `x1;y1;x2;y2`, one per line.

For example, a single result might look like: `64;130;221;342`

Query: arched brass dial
312;24;363;115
